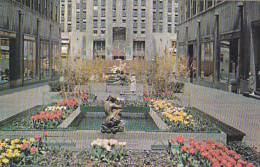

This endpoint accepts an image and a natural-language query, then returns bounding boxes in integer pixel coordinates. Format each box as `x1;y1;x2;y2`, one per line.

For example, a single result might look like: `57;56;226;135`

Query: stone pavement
0;82;144;122
175;83;260;151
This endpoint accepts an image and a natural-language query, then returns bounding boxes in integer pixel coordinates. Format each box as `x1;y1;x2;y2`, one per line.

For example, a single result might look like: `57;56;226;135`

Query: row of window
0;38;60;84
180;0;224;23
15;0;59;22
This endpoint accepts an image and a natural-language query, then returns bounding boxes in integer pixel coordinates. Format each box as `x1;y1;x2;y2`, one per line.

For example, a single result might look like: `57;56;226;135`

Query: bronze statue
101;96;125;134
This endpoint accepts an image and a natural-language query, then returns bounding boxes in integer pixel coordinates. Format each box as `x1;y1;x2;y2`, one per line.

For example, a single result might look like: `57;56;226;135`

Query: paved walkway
0;83;50;122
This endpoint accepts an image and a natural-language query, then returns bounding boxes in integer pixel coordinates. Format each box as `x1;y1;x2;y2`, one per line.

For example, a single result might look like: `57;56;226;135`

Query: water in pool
69;113;159;131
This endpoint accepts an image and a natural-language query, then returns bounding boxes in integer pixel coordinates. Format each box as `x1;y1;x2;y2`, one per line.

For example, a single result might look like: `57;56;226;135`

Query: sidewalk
0;83;51;122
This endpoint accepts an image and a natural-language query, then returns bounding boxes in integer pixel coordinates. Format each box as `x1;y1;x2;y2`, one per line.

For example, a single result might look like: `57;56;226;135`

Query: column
10;10;23;87
214;12;220;83
49;24;53;79
36;18;40;80
145;0;153;60
86;0;93;60
185;26;189;76
197;20;201;79
105;0;113;60
126;0;133;60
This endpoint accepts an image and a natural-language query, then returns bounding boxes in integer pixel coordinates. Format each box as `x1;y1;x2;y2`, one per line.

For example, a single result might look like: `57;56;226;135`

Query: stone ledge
149;109;169;130
58;107;81;128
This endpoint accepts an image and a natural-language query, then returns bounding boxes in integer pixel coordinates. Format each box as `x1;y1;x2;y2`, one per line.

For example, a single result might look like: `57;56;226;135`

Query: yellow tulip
29;138;35;143
0;155;3;159
10;145;15;150
16;144;21;149
14;139;20;143
1;158;9;164
4;138;9;142
11;140;15;145
184;121;189;125
1;153;6;157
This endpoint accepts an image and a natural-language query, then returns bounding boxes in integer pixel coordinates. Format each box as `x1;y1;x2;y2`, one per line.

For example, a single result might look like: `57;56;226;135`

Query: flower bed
169;136;256;167
151;100;219;132
51;90;89;100
0;132;48;167
0;98;78;130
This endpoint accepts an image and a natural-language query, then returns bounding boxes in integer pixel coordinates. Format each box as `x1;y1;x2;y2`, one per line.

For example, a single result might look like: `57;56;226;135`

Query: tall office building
0;0;60;90
177;0;260;92
60;0;179;60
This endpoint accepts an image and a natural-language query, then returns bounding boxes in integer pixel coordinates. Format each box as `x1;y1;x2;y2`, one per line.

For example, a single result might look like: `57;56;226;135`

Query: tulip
43;131;48;137
30;146;38;154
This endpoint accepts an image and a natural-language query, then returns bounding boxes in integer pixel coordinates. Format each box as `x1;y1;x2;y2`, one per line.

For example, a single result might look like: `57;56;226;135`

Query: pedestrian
130;73;136;95
249;71;255;95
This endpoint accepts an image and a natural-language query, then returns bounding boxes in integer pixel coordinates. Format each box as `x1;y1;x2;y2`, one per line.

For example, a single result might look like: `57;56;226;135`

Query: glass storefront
0;38;9;84
201;42;214;82
220;39;239;83
40;42;49;79
23;40;36;81
52;44;60;77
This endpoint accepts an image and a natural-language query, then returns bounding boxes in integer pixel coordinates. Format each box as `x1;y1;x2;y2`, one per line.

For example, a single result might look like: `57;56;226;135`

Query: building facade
0;0;60;90
60;0;179;60
177;0;260;92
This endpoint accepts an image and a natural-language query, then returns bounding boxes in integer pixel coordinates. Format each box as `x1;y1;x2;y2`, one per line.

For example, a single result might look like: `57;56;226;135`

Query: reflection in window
0;38;9;84
40;42;49;79
201;42;214;82
220;40;239;83
52;44;60;78
24;41;36;81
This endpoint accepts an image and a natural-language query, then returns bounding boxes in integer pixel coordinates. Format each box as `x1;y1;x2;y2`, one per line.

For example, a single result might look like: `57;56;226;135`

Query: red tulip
30;146;38;154
43;131;48;137
177;136;185;144
34;134;42;140
170;139;175;144
189;149;195;154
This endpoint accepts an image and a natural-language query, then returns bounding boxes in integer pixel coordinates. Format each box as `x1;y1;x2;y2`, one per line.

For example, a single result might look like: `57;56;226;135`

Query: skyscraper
60;0;179;60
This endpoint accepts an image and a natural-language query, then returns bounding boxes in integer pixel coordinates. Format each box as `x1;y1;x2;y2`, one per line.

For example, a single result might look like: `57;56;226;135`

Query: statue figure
101;96;125;134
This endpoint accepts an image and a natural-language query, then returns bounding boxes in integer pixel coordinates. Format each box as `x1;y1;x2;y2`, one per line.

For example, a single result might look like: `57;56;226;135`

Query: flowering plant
90;139;127;163
0;132;48;166
170;136;254;167
57;97;78;110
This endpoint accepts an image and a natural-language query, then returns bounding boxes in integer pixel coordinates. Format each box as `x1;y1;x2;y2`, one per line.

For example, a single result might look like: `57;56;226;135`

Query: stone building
177;0;260;92
60;0;179;60
0;0;60;90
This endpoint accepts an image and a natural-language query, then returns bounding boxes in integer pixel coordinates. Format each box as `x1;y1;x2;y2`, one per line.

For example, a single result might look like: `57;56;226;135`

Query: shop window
201;42;214;82
220;40;239;83
23;41;36;81
40;42;49;79
0;38;10;84
52;44;60;78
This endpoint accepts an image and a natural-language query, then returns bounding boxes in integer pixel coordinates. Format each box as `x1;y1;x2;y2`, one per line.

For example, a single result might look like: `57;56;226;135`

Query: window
168;25;172;33
82;23;86;31
94;10;98;17
52;44;60;78
0;38;10;84
141;22;145;28
141;10;146;17
76;3;80;9
159;24;163;33
123;9;126;17
40;42;49;79
101;0;106;6
207;0;213;9
133;21;138;28
101;20;106;28
134;0;138;6
101;9;106;17
153;24;156;32
76;22;80;30
94;0;98;6
159;1;163;9
159;12;163;20
201;42;214;82
133;9;138;17
93;20;98;28
220;40;239;82
24;41;36;81
141;0;146;6
67;24;71;32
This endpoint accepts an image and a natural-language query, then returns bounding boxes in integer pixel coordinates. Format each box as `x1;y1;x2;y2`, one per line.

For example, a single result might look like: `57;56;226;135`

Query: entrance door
188;44;194;82
253;25;260;90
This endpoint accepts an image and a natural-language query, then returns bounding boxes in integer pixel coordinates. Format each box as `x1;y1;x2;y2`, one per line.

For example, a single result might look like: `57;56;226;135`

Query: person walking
249;71;255;95
130;73;136;95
